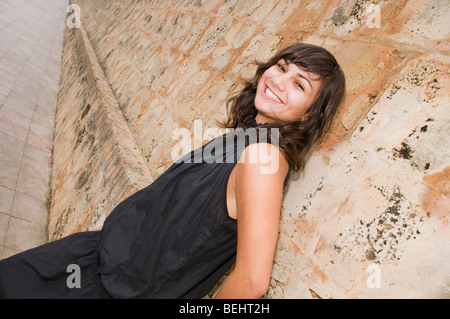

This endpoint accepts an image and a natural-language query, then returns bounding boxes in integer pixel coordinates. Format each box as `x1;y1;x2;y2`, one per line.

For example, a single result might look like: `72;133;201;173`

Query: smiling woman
0;42;345;299
223;42;346;172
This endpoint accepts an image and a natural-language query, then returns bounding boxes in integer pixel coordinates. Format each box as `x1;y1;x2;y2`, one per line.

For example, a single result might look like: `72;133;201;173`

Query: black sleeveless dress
0;121;290;299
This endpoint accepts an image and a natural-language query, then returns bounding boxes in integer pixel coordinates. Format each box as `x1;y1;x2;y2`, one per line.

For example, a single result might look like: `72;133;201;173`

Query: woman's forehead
278;58;323;82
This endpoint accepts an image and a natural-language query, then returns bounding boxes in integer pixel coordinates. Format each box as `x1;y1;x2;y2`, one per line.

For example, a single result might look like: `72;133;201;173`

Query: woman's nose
271;75;286;91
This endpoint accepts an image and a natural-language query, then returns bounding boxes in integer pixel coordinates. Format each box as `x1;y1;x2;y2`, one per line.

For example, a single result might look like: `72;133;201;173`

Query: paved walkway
0;0;68;259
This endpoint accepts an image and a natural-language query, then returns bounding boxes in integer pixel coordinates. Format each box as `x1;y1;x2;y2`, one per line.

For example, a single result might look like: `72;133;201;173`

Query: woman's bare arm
214;143;289;298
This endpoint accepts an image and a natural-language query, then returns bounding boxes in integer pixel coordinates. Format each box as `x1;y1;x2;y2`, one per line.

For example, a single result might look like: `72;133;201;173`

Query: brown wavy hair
222;43;346;172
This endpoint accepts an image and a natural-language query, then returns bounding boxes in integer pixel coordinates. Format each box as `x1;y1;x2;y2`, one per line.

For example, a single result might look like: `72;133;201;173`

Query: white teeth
265;87;282;103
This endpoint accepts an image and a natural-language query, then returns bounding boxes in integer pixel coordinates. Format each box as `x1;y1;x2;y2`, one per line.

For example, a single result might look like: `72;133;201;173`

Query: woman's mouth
264;86;283;104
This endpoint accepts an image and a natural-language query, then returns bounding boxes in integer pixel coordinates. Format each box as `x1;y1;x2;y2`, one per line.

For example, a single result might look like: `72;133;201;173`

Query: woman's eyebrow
281;59;313;89
296;72;312;89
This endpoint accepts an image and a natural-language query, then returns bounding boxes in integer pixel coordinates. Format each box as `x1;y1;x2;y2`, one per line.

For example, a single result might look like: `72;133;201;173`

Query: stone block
231;29;284;79
262;0;300;29
0;185;14;215
377;0;450;52
195;73;236;124
191;16;231;60
140;46;184;98
209;19;258;71
164;55;214;111
26;121;54;152
319;0;402;39
4;217;47;253
301;35;407;137
246;0;279;22
0;104;31;143
178;15;212;54
351;52;450;176
0;212;8;248
11;191;48;227
140;101;183;172
276;137;449;298
164;11;196;47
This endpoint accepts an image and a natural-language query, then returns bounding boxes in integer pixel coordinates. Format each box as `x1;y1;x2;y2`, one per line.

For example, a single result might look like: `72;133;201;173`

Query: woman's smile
263;85;283;104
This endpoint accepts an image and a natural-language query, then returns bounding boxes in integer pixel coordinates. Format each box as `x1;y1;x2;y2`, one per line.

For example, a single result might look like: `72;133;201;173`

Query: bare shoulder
236;142;289;180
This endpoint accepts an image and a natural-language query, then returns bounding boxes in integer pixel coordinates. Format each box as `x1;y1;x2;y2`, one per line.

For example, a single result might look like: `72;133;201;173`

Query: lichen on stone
334;184;426;263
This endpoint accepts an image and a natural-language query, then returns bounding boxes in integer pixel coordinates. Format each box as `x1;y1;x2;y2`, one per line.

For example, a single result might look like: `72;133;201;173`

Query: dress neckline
248;115;269;127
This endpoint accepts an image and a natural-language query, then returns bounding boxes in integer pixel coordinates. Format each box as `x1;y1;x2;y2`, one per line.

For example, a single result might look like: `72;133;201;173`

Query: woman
0;43;345;299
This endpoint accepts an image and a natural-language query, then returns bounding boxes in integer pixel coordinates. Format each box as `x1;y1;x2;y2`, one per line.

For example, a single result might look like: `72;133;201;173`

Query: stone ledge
75;26;153;203
48;24;152;239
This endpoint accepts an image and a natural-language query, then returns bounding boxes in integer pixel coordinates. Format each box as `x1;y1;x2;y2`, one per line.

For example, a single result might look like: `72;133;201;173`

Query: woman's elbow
251;283;269;299
244;275;270;298
216;267;272;299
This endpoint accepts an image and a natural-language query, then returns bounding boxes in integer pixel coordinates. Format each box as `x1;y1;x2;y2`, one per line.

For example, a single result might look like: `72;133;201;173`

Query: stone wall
51;0;449;298
50;23;152;239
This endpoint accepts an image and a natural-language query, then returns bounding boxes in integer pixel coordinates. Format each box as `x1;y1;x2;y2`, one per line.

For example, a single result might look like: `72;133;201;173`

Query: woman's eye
295;82;304;91
277;63;285;72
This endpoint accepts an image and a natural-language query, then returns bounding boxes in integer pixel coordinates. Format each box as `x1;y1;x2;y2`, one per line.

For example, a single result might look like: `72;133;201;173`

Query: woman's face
254;59;321;123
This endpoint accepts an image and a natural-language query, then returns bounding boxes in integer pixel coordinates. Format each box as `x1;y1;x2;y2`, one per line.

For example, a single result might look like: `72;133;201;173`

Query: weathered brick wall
52;0;449;298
